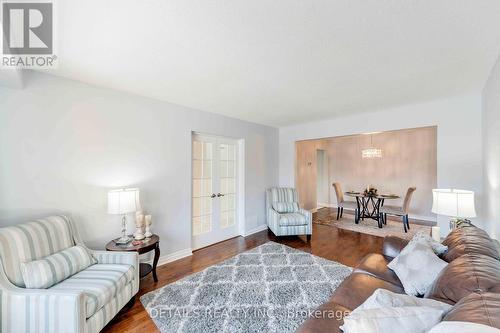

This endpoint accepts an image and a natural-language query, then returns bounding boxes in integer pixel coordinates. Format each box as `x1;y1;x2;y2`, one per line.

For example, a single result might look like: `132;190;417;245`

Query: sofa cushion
0;215;75;287
330;272;405;311
20;245;96;288
279;212;307;226
442;226;499;262
425;254;500;305
340;289;451;333
341;306;448;333
352;289;452;313
443;292;500;329
354;254;402;287
272;201;299;213
411;231;448;255
388;239;448;296
50;263;135;318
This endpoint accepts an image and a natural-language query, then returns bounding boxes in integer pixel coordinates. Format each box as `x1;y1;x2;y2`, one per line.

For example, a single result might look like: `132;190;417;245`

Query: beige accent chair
332;183;359;221
379;187;417;233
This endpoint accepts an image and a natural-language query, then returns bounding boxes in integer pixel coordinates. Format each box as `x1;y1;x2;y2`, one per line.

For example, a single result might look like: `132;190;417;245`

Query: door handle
211;194;216;198
217;193;224;197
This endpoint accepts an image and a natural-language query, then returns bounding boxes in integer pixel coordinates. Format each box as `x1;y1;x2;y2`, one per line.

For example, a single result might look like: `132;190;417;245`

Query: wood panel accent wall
295;139;326;210
295;126;437;220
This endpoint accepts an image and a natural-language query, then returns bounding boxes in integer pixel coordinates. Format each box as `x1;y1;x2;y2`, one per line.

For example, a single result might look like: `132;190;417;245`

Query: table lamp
431;189;476;230
108;188;140;244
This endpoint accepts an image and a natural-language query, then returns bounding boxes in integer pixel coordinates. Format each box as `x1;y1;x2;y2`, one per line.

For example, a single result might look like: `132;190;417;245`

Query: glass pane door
192;134;239;249
192;138;213;236
219;142;236;229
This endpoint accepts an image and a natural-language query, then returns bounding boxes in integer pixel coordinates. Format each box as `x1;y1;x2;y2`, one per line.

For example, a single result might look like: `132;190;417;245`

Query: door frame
190;131;245;250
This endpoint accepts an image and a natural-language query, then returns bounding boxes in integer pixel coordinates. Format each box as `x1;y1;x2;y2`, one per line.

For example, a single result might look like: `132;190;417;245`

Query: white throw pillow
21;245;96;288
341;306;447;333
388;239;448;296
352;289;452;314
410;230;448;255
428;321;500;333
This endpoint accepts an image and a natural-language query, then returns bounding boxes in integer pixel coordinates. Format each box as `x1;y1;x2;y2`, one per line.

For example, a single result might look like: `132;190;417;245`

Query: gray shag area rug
140;241;352;333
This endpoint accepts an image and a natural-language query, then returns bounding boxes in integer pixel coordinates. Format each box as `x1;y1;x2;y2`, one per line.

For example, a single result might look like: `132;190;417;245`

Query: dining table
344;191;400;228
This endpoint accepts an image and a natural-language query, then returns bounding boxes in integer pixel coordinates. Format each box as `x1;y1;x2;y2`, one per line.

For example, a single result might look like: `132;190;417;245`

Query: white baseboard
242;224;268;237
157;248;193;267
317;202;335;208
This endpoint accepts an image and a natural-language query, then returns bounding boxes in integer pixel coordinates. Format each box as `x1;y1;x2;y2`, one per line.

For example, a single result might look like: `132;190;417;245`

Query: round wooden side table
105;234;160;282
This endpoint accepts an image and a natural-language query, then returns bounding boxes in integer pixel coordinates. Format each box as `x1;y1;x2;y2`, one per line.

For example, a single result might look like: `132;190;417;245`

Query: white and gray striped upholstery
0;215;75;287
272;202;299;213
269;187;299;203
51;264;135;318
278;212;307;226
266;187;312;237
0;215;139;333
21;245;97;289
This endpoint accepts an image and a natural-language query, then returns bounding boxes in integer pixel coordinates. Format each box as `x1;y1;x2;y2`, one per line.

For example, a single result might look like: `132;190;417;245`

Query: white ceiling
45;0;500;127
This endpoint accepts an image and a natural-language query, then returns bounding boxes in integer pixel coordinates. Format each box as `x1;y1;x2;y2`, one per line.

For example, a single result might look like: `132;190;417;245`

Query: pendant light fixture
362;133;382;159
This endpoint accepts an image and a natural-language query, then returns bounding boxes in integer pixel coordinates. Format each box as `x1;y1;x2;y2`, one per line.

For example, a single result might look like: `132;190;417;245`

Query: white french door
192;134;239;249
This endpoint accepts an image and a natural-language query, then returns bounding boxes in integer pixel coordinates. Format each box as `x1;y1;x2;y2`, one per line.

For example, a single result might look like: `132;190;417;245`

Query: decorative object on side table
432;189;476;230
144;214;153;238
106;234;160;283
431;226;441;242
364;185;378;197
108;188;141;244
134;211;145;240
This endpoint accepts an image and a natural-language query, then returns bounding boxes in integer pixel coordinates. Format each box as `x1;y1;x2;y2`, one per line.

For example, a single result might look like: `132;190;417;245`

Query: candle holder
144;215;153;238
134;212;145;240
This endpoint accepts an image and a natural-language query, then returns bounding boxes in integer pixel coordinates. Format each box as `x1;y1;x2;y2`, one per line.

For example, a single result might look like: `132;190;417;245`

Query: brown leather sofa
297;225;500;332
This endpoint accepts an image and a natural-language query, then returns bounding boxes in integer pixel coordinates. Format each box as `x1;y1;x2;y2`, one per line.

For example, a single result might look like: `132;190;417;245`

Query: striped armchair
0;215;139;333
266;187;312;239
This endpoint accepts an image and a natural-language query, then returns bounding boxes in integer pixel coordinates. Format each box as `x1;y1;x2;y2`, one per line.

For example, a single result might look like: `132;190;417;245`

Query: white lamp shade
107;188;141;215
432;189;476;218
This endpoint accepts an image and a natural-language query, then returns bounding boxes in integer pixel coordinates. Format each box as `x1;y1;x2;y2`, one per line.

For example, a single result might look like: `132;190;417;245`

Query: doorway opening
295;126;437;222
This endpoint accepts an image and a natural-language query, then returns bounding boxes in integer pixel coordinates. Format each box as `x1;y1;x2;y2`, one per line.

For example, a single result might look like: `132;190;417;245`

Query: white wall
482;56;500;240
280;94;484;237
0;71;279;259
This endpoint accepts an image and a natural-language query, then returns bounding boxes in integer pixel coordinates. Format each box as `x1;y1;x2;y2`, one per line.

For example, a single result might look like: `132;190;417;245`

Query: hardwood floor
102;222;384;333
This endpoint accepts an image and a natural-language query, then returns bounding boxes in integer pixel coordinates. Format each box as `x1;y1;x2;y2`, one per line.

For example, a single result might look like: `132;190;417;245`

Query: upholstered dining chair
379;187;417;233
332;183;359;221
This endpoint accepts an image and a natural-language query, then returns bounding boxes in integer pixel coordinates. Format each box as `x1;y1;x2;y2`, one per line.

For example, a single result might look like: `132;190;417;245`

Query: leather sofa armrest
383;236;409;258
295;301;351;333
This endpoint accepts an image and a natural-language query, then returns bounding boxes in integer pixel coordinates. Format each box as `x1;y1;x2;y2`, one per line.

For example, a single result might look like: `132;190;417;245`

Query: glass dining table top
344;191;400;199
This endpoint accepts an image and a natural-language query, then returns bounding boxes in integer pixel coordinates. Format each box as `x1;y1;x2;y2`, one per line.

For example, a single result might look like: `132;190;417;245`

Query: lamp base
449;218;472;230
115;215;132;244
115;235;132;245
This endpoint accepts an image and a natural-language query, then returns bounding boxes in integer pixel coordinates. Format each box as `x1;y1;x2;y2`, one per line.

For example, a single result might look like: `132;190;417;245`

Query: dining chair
332;183;359;221
379;187;417;232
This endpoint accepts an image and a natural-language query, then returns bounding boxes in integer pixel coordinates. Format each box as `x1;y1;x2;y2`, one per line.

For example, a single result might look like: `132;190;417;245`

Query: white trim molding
242;224;268;237
157;248;193;267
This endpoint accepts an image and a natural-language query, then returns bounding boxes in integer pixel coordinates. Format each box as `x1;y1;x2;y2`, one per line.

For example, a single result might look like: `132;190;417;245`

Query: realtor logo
1;0;57;68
